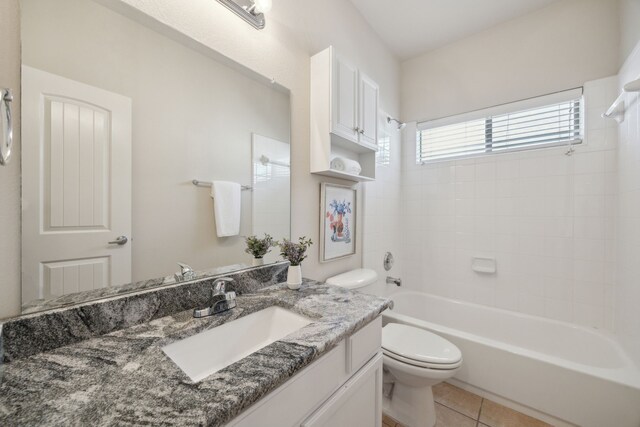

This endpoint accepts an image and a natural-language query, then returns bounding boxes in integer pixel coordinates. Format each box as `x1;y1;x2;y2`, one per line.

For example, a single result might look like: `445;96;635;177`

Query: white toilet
326;269;463;427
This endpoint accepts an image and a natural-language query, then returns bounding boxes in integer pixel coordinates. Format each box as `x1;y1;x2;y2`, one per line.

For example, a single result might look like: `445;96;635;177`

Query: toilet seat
383;348;462;370
382;323;462;370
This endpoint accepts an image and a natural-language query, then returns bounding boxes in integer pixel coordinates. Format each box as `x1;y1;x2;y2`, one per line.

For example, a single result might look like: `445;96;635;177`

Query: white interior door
22;66;132;303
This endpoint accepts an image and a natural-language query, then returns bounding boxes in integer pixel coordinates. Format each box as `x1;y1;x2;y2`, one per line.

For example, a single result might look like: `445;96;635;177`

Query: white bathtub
383;291;640;427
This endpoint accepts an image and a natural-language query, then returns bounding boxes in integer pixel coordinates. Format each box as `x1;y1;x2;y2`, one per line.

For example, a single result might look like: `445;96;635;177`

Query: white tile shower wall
362;119;403;294
401;77;618;330
616;41;640;365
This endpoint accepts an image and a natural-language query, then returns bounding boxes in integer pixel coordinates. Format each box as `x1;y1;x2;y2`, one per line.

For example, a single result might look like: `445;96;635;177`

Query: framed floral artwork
320;182;357;262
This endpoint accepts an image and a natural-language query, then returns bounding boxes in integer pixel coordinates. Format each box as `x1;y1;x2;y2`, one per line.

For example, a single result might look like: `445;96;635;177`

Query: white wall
0;0;400;318
0;0;21;319
21;0;291;284
400;0;620;123
616;40;640;365
619;0;640;67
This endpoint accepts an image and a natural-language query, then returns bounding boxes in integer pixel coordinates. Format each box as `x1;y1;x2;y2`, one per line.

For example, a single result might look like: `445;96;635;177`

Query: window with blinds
416;89;583;163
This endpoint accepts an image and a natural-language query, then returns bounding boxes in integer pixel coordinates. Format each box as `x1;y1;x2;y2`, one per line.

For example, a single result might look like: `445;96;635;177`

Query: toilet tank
325;269;378;290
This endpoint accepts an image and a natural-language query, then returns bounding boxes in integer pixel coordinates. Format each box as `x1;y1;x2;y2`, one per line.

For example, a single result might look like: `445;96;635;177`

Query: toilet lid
382;323;462;366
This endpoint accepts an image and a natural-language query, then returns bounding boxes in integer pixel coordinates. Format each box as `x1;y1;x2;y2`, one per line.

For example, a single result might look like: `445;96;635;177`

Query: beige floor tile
382;413;400;427
433;382;483;420
479;399;552;427
435;403;477;427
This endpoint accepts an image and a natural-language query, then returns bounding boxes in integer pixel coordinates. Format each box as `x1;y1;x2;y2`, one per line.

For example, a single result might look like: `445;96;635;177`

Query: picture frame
320;182;357;262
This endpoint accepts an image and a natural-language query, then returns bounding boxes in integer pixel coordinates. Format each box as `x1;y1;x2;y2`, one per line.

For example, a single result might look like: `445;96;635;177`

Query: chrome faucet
193;277;237;318
175;262;197;282
386;276;402;287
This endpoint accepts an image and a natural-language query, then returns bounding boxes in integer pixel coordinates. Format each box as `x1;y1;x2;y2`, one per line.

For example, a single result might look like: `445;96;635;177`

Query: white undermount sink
162;306;313;382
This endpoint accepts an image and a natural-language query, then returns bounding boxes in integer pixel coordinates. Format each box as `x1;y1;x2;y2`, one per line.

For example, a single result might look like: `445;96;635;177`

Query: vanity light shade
253;0;272;14
217;0;268;30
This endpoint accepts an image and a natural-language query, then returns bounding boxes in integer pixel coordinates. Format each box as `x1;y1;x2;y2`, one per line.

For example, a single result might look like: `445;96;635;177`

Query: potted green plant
278;237;313;289
244;234;275;266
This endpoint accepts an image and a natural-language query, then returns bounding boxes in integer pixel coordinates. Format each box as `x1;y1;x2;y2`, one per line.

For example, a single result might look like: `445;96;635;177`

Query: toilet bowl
382;323;462;427
326;269;463;427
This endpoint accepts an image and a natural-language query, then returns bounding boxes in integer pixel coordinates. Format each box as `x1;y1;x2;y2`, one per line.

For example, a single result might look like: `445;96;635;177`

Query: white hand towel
330;157;362;175
211;181;241;237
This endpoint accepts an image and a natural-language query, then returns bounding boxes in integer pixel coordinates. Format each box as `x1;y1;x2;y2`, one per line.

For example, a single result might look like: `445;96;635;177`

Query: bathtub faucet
386;276;402;287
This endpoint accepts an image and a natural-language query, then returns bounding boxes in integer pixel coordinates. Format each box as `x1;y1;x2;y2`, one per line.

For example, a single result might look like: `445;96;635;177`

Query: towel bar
192;179;252;191
602;77;640;123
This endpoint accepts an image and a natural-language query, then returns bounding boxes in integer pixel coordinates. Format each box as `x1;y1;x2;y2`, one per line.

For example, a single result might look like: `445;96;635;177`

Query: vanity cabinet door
331;54;359;143
301;353;383;427
358;72;379;149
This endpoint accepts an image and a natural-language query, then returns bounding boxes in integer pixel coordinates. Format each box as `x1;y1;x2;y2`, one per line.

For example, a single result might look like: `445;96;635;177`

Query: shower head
387;116;406;130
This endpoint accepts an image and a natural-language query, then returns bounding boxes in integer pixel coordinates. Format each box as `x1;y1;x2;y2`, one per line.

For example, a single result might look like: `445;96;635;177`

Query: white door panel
302;353;383;427
331;55;358;142
22;66;132;304
359;72;379;148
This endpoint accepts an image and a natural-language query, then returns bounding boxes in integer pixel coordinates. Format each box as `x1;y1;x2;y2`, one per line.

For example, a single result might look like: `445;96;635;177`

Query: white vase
287;265;302;290
252;257;264;267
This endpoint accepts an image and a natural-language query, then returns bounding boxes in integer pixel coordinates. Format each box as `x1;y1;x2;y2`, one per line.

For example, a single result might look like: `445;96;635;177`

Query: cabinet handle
359;129;364;134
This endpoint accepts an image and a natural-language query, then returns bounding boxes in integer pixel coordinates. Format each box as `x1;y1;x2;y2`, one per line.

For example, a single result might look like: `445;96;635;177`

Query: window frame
416;88;584;164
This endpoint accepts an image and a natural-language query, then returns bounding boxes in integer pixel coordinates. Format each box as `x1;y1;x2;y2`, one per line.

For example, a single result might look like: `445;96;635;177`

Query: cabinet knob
359;129;364;134
354;127;360;132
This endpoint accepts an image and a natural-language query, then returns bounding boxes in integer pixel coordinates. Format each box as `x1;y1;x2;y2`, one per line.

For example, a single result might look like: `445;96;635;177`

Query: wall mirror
19;0;291;314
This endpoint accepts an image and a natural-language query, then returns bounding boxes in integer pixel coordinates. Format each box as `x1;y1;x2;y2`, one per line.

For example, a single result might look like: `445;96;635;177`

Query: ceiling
349;0;560;60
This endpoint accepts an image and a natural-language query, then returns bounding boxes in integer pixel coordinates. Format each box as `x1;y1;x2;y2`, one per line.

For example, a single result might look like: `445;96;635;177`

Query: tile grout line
478;397;485;427
434;400;480;425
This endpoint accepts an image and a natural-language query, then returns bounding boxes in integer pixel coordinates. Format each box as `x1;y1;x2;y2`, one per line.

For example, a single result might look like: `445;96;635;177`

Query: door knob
108;235;128;245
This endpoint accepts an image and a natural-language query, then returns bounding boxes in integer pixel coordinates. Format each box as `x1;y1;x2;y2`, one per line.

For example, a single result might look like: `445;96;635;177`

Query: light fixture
217;0;272;30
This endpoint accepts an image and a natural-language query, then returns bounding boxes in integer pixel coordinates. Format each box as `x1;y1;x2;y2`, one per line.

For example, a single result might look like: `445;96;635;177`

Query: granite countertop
0;280;391;426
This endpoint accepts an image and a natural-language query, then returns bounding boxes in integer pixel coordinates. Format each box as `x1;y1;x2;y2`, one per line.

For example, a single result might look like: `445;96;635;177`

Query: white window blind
417;88;583;163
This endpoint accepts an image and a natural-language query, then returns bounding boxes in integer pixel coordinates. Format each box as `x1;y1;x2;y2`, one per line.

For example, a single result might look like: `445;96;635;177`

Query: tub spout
386;276;402;286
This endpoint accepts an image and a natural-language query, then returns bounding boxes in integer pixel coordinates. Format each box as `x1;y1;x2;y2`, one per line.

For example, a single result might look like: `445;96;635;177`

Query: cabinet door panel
332;55;358;142
348;316;382;374
301;353;383;427
229;342;348;427
359;72;379;148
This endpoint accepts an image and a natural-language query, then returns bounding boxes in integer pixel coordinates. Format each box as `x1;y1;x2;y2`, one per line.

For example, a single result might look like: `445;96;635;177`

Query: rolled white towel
330;157;362;175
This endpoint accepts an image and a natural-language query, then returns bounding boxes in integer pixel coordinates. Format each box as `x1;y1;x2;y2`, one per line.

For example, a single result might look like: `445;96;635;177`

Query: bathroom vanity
0;264;390;426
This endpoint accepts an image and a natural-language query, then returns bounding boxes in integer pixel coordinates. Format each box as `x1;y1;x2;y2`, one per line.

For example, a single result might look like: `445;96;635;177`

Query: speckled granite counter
0;280;391;426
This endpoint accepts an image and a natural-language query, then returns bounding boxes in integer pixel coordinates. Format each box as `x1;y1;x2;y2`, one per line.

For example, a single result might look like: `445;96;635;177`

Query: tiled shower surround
363;120;404;288
400;77;619;330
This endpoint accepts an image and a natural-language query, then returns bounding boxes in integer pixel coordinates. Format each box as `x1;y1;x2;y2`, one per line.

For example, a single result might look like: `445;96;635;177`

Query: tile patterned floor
382;382;553;427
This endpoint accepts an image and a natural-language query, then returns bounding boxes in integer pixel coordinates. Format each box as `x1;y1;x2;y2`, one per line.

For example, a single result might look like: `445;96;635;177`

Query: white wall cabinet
310;46;379;182
228;316;382;427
